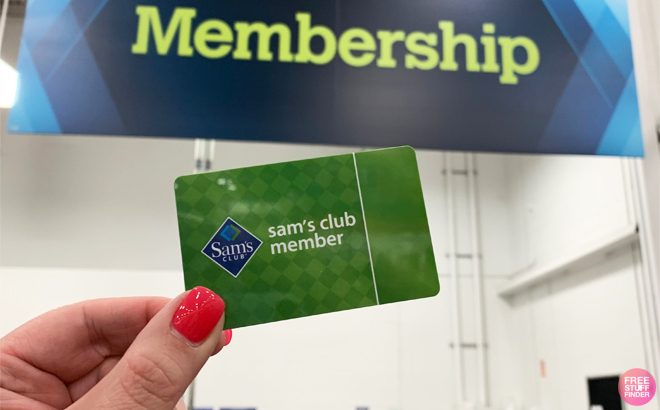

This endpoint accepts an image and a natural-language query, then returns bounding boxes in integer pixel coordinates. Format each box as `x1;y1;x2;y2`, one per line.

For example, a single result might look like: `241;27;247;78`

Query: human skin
0;287;229;410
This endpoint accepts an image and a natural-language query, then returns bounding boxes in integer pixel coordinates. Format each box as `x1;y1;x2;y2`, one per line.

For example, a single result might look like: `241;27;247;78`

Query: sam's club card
175;146;439;329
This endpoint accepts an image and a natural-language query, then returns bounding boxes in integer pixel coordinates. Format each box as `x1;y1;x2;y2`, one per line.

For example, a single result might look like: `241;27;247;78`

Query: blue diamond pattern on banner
580;33;626;105
8;0;644;157
22;0;70;50
602;0;630;35
9;43;61;133
70;0;108;28
46;34;125;134
545;0;594;53
538;63;613;154
31;4;81;82
592;6;633;76
540;0;642;156
597;74;642;155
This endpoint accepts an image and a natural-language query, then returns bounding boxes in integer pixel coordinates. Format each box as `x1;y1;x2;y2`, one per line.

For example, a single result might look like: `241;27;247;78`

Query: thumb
71;287;226;410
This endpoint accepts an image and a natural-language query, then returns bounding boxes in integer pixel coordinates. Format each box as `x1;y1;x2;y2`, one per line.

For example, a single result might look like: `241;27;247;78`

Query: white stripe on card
352;152;379;305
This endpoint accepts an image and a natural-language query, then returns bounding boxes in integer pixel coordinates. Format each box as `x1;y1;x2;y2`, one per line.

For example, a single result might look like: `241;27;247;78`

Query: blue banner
8;0;643;156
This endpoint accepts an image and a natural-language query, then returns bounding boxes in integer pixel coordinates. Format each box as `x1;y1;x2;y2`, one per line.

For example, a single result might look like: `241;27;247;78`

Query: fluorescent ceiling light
0;59;17;108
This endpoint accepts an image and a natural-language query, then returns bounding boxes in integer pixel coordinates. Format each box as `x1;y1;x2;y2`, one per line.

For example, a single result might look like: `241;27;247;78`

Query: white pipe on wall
0;0;9;56
187;138;215;409
466;153;489;407
445;152;465;405
632;159;659;300
498;225;639;298
206;140;216;171
193;139;205;174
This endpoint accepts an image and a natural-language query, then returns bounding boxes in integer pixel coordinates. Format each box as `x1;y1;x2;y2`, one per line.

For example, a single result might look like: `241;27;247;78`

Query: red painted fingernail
224;329;233;346
171;287;225;344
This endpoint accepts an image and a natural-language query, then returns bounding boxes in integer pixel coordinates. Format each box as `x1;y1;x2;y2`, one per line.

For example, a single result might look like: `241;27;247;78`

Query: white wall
496;4;660;406
507;245;653;410
629;0;660;273
0;132;522;410
2;130;653;409
502;154;655;410
503;155;632;271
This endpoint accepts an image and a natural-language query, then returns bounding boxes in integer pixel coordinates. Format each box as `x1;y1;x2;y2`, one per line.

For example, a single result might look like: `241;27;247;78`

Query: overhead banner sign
9;0;643;156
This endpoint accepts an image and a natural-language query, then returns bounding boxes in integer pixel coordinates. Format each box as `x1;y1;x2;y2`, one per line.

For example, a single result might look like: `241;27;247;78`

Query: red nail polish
224;329;233;346
172;287;225;344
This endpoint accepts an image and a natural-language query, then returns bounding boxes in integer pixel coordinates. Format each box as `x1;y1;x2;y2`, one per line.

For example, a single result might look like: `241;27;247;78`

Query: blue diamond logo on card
202;217;262;278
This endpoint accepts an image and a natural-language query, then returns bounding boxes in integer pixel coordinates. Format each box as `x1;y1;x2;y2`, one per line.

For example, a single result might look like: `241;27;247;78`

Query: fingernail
224;329;233;346
172;286;225;344
175;398;187;410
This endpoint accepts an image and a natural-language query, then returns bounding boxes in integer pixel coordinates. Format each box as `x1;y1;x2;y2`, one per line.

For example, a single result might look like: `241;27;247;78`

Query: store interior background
0;0;659;409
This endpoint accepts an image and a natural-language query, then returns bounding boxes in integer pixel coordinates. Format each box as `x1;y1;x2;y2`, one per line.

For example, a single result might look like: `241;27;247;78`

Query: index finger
0;297;169;383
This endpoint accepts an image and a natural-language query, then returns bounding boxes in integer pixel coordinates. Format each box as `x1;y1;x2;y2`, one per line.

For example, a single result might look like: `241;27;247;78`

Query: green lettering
480;23;499;73
233;22;293;62
194;19;233;59
405;32;439;70
376;30;406;68
498;36;540;84
338;28;376;67
294;12;336;65
131;6;196;56
133;10;539;85
438;21;480;72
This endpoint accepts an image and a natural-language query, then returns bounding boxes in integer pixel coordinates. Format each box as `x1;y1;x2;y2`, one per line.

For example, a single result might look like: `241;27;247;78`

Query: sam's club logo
202;217;262;278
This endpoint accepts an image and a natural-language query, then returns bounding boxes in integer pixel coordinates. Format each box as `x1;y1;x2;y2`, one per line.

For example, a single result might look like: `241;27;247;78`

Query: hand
0;286;231;410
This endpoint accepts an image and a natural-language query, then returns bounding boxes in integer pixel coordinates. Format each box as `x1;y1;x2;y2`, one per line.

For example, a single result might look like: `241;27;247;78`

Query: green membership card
175;146;439;329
